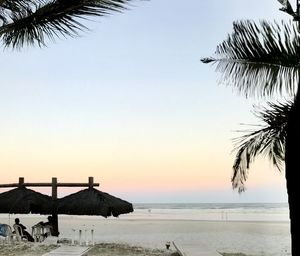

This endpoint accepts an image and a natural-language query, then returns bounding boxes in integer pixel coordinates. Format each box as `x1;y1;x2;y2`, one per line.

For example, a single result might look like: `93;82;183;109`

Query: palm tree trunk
285;82;300;255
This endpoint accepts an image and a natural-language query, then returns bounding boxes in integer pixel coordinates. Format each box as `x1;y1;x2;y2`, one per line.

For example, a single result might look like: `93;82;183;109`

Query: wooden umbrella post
18;177;24;187
88;177;94;189
52;177;59;236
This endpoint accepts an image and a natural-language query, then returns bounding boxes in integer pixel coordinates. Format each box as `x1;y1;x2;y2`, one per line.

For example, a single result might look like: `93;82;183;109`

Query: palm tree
232;100;291;192
201;20;300;255
0;0;134;49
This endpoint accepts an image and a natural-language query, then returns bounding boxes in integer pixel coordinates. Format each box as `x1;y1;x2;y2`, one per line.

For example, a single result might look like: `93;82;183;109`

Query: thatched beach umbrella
0;187;53;214
57;188;133;217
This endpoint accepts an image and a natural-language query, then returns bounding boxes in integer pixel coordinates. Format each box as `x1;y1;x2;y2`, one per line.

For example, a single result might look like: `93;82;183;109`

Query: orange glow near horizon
0;133;286;198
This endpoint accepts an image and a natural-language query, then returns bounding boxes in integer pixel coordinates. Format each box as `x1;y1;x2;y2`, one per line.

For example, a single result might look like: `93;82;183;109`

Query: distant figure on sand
163;241;179;256
14;218;34;242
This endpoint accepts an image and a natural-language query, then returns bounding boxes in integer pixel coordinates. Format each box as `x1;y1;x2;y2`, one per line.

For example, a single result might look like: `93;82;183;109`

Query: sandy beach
0;243;164;256
0;215;291;256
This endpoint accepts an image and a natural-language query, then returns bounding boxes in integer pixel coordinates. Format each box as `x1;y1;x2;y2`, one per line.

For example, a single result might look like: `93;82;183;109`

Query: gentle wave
124;203;290;222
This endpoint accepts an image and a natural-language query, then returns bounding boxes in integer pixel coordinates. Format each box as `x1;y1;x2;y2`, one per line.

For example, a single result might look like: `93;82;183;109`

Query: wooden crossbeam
0;177;99;189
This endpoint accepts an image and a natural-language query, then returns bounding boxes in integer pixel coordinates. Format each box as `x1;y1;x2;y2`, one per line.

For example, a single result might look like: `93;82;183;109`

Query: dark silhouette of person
38;216;55;237
14;218;34;242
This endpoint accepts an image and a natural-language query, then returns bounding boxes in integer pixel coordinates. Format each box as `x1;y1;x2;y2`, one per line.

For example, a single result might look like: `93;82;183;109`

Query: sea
122;202;290;222
0;203;290;222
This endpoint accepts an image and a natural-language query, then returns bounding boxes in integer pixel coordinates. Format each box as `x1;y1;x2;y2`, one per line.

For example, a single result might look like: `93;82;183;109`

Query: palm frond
0;0;134;48
201;20;300;97
0;0;41;25
232;100;292;192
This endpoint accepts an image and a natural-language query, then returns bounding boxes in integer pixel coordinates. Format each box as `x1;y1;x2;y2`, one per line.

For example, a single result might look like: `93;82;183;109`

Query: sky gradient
0;0;290;202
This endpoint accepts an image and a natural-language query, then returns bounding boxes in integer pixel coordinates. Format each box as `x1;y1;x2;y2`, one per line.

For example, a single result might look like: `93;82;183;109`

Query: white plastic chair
44;225;52;237
32;224;44;242
0;224;14;243
13;224;28;242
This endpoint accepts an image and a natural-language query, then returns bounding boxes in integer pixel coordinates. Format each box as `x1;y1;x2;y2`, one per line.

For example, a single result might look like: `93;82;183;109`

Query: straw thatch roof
57;188;133;217
0;187;53;214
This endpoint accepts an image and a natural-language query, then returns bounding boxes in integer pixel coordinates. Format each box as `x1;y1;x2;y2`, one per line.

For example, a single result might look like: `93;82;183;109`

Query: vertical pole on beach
84;228;88;246
79;229;82;245
91;229;94;246
52;177;59;236
72;229;75;245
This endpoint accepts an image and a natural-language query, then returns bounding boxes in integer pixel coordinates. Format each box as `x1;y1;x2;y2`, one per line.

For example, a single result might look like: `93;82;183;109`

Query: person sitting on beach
13;218;34;242
36;216;55;237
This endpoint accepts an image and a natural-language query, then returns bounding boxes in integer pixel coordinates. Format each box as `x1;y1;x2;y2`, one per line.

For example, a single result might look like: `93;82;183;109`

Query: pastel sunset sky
0;0;290;202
